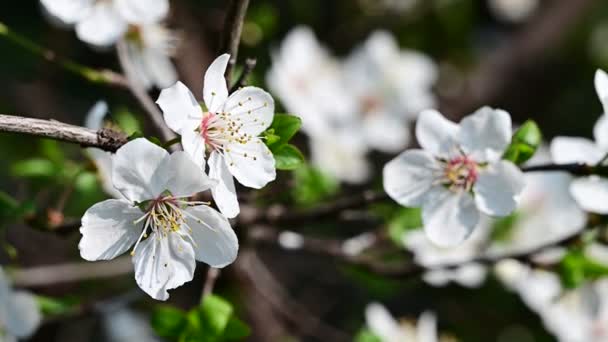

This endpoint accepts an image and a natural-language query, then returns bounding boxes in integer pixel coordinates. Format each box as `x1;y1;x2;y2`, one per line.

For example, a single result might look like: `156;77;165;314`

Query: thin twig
219;0;251;84
116;39;177;145
0;114;127;152
201;267;221;300
229;58;257;93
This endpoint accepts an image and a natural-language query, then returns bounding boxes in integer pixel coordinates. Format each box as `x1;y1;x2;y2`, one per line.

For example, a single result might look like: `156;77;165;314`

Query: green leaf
114;108;142;135
151;305;188;339
490;213;519;242
502;120;542;165
292;165;339;206
266;114;301;148
273;144;305;170
74;171;99;194
11;158;57;178
222;317;251;340
558;249;608;289
388;207;422;246
36;295;78;316
198;295;234;337
39;140;65;165
354;328;382;342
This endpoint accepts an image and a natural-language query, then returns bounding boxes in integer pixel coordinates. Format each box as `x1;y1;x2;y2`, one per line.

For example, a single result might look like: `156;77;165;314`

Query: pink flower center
444;155;478;191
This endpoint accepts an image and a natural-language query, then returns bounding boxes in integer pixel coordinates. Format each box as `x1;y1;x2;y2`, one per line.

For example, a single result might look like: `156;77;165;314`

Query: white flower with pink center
156;54;276;219
383;108;525;247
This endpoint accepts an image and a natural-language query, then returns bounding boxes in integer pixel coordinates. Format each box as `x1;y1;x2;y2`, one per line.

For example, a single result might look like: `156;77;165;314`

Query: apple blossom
550;69;608;214
157;54;276;219
78;138;238;300
0;267;41;341
384;107;525;247
344;30;438;152
365;303;438;342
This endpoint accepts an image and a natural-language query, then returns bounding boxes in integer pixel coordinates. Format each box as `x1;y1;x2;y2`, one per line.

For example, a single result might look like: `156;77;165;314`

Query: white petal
383;150;439;207
203;54;230;113
365;303;401;341
181;126;207;169
156;81;202;134
140;47;178;89
3;291;41;338
124;41;153;90
415;109;459;157
550;136;604;164
594;115;608;151
458;106;512;162
225;139;276;189
208;151;239;218
79;199;142;261
40;0;94;25
309;130;371;184
150;151;214;198
84;101;109;130
422;270;452;287
596;69;608;114
223;87;275;135
422;188;479;247
133;232;196;301
453;263;487;288
474;160;525;216
570;176;608;214
75;2;127;47
363;113;410;153
112;138;168;202
114;0;169;24
184;205;238;267
416;311;438;342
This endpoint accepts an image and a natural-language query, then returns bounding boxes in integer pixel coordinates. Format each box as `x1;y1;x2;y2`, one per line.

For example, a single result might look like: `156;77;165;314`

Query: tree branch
0;114;127;152
219;0;251;84
229;58;257;92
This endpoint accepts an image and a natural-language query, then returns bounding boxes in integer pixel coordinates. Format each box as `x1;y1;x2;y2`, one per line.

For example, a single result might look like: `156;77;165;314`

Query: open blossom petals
150;151;214;198
114;0;169;24
422;188;479;247
550;136;604;164
157;81;202;134
596;69;608;114
208;152;239;219
41;0;93;24
310;131;371;184
112;138;168;202
415;109;459;157
223;87;275;135
79;199;143;261
133;232;196;301
416;311;438;342
365;303;402;342
3;292;42;338
383;150;438;207
184;205;238;268
594;115;608;150
459;107;512;162
180;127;206;169
570;177;608;214
226;140;276;189
139;46;178;89
75;2;127;47
363;114;410;153
203;54;230;113
474;161;525;216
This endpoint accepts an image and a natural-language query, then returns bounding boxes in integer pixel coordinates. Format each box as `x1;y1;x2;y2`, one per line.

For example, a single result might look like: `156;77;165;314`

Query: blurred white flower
365;303;438;342
384;108;525;247
344;30;437;153
78;138;238;300
102;308;161;342
403;221;490;288
0;267;41;340
157;54;276;219
488;0;539;23
550;69;608;214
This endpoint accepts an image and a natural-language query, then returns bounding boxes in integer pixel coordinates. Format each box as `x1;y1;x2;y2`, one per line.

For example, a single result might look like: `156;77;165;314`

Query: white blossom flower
79;138;238;300
365;303;438;342
102;308;161;342
0;267;41;341
550;69;608;214
487;0;539;23
384;108;525;247
344;30;438;152
157;54;276;219
403;221;490;288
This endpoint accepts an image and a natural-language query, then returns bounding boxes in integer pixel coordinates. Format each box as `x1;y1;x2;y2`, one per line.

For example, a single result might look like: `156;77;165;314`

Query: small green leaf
128;131;144;140
151;305;188;339
222;317;251;340
388;207;422;246
11;158;57;178
36;295;78;316
292;165;339;206
354;328;382;342
266;114;301;148
114;108;142;135
502;120;542;165
490;213;519;242
273;144;305;170
558;249;608;289
263;128;281;146
198;295;234;337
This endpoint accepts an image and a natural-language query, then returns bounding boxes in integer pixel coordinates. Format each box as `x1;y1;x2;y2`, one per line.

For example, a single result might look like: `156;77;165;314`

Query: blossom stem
219;0;251;85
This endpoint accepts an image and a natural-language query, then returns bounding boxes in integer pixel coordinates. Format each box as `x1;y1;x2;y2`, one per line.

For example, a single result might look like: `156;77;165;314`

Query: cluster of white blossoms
0;267;41;341
41;0;178;89
267;27;437;184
